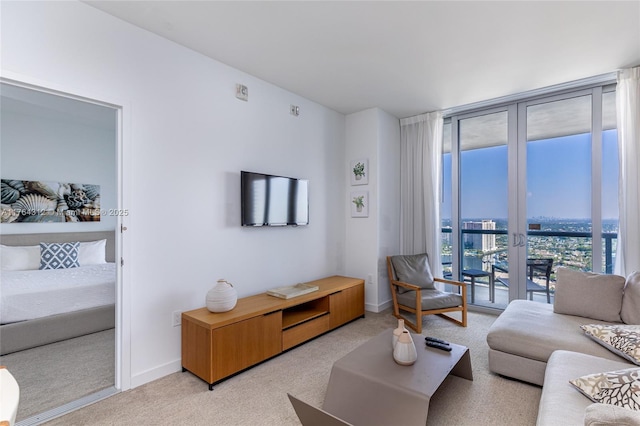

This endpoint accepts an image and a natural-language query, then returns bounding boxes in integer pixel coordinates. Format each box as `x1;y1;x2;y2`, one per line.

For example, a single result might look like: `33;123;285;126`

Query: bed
0;231;116;355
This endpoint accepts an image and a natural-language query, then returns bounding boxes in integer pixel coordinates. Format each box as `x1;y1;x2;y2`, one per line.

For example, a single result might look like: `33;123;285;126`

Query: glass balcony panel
451;228;618;306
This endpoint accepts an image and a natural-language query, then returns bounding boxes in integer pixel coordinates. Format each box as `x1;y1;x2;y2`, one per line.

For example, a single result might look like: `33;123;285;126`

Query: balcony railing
441;228;618;274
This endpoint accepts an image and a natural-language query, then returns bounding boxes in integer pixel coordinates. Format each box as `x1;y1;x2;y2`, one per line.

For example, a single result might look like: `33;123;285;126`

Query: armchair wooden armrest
435;277;467;290
390;279;421;292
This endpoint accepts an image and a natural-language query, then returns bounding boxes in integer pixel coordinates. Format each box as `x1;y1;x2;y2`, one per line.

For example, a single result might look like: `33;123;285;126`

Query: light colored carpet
0;329;115;421
43;311;541;425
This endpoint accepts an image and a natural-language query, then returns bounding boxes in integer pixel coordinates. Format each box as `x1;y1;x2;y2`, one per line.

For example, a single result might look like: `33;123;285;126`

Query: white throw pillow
584;403;640;426
78;239;107;266
0;244;40;271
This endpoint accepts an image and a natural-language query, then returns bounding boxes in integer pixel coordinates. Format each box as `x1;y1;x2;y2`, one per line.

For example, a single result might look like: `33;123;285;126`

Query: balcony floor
459;281;555;309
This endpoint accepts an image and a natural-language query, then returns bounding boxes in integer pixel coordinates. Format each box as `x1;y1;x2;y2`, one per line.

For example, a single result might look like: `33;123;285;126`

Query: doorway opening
0;80;125;424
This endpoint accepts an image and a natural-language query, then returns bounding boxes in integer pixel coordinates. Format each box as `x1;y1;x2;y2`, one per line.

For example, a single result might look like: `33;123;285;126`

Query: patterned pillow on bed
39;242;80;270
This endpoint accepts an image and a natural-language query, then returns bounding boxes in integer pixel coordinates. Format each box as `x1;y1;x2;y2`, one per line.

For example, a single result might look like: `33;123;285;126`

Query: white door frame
0;71;132;393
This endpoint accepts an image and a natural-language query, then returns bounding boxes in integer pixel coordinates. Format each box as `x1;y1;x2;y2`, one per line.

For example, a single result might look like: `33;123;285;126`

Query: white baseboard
130;359;182;388
365;299;392;313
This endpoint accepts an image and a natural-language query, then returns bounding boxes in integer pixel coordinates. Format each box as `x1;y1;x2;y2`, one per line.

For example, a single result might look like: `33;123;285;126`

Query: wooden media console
181;275;365;390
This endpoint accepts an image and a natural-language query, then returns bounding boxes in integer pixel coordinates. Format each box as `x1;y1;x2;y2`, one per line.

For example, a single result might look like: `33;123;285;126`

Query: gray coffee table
323;328;473;425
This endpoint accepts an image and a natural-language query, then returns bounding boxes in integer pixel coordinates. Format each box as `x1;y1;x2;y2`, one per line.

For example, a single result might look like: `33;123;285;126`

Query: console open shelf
282;297;329;329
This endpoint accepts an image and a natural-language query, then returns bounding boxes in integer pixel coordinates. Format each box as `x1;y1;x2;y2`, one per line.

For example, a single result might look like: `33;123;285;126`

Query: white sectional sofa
486;268;640;425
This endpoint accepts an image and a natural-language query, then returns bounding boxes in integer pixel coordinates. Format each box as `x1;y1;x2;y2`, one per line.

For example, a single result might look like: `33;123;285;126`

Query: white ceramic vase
393;330;417;366
392;318;407;349
206;279;238;313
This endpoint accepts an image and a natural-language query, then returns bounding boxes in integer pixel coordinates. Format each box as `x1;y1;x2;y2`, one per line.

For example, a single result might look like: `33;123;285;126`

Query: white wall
376;109;400;308
1;109;117;233
1;1;346;388
345;109;379;309
344;108;400;312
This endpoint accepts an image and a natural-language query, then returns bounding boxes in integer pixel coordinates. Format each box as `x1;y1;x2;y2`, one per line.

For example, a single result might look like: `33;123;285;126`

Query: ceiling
84;1;640;119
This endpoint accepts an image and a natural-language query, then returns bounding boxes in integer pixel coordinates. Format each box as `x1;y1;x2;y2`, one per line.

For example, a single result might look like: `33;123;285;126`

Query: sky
441;129;619;222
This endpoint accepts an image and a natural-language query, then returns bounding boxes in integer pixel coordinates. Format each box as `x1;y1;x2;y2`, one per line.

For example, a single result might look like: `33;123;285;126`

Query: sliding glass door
442;83;618;310
523;93;593;305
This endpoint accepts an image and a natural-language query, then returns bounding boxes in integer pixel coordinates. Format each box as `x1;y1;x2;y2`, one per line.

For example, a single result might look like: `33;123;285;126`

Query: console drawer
282;314;330;350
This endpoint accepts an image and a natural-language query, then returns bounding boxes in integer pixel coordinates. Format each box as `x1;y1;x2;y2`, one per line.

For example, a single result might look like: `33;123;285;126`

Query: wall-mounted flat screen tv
241;171;309;226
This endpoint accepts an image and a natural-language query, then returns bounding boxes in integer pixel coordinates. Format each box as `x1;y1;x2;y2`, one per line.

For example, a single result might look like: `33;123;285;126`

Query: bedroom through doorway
0;81;122;424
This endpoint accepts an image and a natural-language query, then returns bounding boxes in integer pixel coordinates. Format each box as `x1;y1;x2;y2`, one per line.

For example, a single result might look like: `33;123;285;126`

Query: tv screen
241;171;309;226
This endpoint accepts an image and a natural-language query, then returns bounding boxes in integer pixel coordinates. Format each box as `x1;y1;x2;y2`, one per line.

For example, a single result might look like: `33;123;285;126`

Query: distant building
462;220;496;252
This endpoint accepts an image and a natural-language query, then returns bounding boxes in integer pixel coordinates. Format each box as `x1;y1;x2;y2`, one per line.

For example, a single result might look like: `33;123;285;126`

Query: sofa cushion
390;253;435;293
396;289;463;310
487;300;626;364
537;350;633;426
583;403;640;426
582;324;640;365
554;267;625;323
570;367;640;411
622;272;640;325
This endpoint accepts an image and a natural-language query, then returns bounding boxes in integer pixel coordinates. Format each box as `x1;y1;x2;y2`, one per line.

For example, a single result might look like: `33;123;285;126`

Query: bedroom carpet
0;328;115;422
42;310;542;426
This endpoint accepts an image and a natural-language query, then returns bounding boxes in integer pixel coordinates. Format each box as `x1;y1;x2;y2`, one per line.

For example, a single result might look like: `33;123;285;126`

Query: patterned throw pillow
582;324;640;365
570;367;640;411
39;242;80;270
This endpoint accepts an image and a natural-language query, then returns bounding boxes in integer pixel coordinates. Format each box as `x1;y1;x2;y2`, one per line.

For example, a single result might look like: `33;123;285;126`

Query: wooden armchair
386;254;467;333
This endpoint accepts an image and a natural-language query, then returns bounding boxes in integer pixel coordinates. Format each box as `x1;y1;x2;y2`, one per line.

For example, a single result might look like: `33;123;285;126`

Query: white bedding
0;263;116;324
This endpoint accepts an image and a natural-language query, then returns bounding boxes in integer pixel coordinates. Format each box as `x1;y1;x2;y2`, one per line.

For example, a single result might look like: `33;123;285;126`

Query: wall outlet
290;104;300;116
172;310;181;327
367;274;374;285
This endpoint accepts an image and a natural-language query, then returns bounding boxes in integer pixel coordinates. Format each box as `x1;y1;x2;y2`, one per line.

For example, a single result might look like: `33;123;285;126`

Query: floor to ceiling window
441;80;618;310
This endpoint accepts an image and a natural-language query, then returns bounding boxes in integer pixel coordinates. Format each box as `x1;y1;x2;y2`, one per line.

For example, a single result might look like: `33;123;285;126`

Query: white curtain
615;66;640;276
399;111;444;276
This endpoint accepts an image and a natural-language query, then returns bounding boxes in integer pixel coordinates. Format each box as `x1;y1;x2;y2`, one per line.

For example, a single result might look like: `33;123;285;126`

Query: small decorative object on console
267;283;319;299
206;279;238;313
393;330;417;365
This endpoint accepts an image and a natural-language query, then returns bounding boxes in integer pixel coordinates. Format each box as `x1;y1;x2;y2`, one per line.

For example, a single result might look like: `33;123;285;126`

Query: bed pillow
581;324;640;365
554;267;625;323
78;239;107;266
0;244;41;271
39;242;80;270
569;367;640;411
622;272;640;325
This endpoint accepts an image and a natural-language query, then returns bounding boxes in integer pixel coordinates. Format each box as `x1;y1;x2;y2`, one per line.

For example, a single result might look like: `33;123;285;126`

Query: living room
1;1;639;425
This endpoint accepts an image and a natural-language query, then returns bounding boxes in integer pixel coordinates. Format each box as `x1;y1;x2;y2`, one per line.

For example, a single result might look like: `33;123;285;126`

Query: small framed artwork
350;158;368;186
350;191;369;218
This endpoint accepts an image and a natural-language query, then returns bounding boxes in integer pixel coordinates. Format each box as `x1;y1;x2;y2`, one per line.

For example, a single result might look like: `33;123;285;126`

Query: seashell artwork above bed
0;179;101;223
